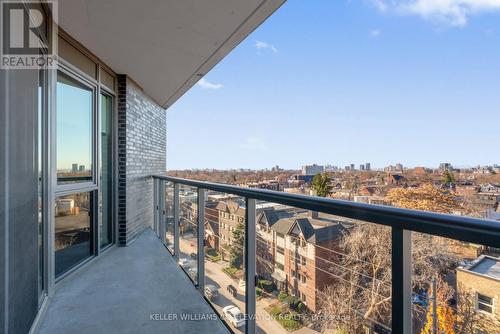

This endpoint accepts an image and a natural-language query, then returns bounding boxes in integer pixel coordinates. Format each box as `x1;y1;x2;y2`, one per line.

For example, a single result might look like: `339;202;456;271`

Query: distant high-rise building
395;163;403;171
439;163;452;172
271;165;281;172
72;163;78;173
325;165;338;172
301;164;324;175
79;165;85;172
359;164;365;170
350;163;355;171
345;165;350;171
365;163;371;171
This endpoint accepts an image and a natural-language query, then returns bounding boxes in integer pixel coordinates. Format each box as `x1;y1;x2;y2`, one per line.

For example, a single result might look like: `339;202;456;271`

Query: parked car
204;285;219;301
227;284;237;298
412;291;428;308
222;305;245;328
178;257;192;267
187;267;197;281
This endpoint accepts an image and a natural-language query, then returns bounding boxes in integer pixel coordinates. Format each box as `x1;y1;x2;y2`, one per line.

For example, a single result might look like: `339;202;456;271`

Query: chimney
309;211;318;219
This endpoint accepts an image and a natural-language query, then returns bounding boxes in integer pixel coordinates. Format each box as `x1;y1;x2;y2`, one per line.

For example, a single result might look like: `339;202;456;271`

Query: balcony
38;228;229;334
150;175;500;334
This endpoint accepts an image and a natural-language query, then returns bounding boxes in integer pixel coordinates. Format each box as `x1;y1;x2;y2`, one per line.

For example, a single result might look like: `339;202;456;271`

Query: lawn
205;248;221;262
265;304;303;331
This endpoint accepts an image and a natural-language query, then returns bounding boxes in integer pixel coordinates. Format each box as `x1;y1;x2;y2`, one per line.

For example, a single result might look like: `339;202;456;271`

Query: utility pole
432;278;438;334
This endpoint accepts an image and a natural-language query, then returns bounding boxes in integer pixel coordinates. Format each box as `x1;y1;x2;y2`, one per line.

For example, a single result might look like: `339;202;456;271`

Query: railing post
173;183;180;262
245;198;256;334
392;227;412;334
159;179;166;243
197;188;205;290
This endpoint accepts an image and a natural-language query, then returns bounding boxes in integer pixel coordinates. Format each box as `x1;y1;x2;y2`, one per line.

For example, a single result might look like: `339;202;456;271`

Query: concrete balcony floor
38;229;229;334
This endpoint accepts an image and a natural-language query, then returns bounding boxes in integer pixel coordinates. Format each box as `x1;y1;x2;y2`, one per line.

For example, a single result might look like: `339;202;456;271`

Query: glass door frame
52;61;99;281
49;58;117;282
98;87;116;252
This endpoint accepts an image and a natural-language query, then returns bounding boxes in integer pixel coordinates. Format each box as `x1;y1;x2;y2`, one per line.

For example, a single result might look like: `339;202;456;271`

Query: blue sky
167;0;500;170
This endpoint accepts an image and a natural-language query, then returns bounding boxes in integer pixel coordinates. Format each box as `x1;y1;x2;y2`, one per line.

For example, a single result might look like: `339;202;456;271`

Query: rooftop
466;255;500;280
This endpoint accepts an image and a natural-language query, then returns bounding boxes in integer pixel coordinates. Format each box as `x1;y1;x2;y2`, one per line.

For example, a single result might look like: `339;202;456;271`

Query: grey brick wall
117;75;166;245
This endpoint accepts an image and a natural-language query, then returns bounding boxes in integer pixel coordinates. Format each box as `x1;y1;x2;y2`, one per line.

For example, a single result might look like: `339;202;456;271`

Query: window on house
477;293;493;313
301;275;307;284
277;246;284;255
291;270;295;277
276;263;284;271
301;256;307;265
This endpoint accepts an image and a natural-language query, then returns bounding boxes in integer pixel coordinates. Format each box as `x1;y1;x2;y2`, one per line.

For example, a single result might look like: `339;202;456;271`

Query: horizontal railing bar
153;175;500;248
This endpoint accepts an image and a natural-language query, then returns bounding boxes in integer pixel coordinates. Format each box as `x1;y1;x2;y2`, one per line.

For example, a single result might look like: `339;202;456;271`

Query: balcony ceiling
58;0;285;108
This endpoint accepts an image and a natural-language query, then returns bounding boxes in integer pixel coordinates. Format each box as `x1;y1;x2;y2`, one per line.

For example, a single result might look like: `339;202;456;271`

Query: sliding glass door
54;64;115;278
55;70;95;277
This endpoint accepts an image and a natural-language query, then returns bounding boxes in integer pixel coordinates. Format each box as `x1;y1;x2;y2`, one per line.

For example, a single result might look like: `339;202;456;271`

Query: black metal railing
152;175;500;334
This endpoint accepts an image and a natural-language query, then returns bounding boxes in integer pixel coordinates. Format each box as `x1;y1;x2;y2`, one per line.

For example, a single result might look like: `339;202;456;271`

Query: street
178;235;294;334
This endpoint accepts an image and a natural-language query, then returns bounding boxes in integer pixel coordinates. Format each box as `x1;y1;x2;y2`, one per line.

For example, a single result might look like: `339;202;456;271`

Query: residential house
457;256;500;334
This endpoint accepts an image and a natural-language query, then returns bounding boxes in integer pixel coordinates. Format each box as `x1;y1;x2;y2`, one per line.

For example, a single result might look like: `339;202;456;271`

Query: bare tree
318;223;459;333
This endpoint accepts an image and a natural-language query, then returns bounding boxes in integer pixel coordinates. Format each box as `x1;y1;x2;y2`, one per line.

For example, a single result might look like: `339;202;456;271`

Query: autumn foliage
385;184;459;213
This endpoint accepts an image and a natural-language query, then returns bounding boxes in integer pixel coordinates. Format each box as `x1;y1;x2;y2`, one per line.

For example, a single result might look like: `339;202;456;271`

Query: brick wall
457;269;500;333
117;75;166;245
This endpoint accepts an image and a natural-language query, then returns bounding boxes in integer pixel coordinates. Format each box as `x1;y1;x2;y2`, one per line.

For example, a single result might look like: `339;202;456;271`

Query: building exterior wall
217;204;245;257
0;68;40;334
118;76;166;245
457;269;500;333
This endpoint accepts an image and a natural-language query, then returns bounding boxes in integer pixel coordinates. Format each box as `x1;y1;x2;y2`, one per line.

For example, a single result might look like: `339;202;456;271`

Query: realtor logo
1;0;57;69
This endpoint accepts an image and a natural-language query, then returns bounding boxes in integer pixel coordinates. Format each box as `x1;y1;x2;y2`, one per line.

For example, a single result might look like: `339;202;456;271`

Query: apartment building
256;209;354;312
215;201;246;257
302;164;325;176
457;255;500;334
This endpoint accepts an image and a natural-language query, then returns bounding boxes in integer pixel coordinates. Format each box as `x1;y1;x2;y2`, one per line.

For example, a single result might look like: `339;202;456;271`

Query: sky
167;0;500;170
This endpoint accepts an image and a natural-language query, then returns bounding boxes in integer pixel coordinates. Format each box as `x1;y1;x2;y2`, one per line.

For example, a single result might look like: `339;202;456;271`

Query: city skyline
167;0;500;170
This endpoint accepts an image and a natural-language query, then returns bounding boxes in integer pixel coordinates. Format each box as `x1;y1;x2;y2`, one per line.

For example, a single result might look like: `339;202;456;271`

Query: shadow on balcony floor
38;229;229;334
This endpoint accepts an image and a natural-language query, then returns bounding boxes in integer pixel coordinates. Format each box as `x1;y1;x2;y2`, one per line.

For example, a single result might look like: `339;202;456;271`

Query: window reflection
55;192;92;276
56;71;93;184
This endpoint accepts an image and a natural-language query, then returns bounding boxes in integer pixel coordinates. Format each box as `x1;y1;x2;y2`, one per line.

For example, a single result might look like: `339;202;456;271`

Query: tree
385;184;460;213
317;223;458;333
421;302;455;334
442;170;455;187
455;285;480;334
229;222;245;268
421;278;456;334
312;173;331;197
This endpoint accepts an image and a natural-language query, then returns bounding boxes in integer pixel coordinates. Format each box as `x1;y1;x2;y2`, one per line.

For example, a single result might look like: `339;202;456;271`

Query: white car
178;257;192;267
222;305;245;328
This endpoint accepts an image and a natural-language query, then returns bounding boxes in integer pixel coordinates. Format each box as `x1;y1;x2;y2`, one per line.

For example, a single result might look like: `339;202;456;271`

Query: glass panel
204;191;246;332
178;185;198;284
55;192;93;277
56;71;93;184
99;93;112;247
58;36;97;79
165;181;174;252
100;68;115;91
411;233;496;334
254;202;392;334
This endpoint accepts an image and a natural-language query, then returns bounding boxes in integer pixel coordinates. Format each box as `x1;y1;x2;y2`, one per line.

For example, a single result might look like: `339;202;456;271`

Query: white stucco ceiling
58;0;285;108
